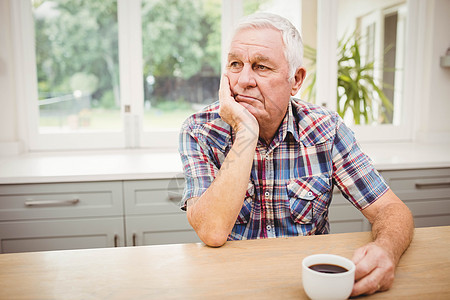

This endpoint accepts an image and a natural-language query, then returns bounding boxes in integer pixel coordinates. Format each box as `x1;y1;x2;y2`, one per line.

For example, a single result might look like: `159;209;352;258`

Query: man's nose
237;64;257;88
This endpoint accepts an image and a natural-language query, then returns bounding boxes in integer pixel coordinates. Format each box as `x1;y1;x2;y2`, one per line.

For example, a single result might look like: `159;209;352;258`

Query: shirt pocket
287;175;331;224
235;181;255;224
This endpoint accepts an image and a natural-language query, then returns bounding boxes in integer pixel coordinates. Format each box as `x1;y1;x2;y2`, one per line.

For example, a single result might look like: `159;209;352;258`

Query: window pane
32;0;121;133
337;0;406;125
141;0;221;131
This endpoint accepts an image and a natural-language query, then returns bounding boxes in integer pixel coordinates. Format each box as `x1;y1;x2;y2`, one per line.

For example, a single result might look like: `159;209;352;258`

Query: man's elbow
186;203;230;247
194;221;230;247
199;230;229;247
190;219;230;247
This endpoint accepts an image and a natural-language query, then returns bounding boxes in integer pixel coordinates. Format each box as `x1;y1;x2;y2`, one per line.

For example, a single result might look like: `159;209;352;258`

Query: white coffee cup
302;254;355;300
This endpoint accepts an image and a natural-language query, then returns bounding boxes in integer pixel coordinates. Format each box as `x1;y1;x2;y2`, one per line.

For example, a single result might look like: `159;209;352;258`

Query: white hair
234;12;304;80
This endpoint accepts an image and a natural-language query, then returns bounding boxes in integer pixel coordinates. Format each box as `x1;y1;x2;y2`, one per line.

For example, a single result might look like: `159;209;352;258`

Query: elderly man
178;12;413;297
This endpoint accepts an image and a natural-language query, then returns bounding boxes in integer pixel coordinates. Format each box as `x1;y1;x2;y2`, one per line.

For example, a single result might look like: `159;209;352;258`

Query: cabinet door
123;178;184;216
0;217;125;253
123;179;200;246
125;215;201;246
381;168;450;228
0;181;124;221
328;189;370;234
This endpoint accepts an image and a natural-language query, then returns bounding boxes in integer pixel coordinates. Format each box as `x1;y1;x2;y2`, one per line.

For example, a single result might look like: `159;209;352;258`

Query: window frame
354;3;408;131
320;0;417;143
13;0;424;152
15;0;127;151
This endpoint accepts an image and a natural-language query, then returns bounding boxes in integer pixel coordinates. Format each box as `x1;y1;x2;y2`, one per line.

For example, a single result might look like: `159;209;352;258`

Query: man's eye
229;61;241;68
255;64;268;70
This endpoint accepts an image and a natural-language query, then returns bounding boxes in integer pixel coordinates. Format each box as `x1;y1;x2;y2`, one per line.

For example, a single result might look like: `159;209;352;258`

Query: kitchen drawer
125;214;200;246
403;198;450;228
329;190;371;234
381;168;450;201
0;181;123;221
124;178;184;216
0;217;125;253
380;168;450;229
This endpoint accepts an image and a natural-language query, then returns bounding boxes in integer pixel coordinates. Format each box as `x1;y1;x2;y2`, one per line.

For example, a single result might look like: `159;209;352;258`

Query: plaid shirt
179;98;388;240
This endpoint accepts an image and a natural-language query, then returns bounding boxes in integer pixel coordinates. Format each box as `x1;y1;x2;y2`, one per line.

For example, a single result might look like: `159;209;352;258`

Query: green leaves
34;0;222;105
141;0;218;79
304;31;394;125
34;0;119;102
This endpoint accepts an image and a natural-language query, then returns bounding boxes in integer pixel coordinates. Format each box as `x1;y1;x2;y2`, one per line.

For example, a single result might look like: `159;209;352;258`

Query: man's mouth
235;94;260;102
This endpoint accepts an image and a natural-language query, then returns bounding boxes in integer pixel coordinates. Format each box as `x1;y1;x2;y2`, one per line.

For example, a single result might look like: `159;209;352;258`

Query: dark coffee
308;263;348;274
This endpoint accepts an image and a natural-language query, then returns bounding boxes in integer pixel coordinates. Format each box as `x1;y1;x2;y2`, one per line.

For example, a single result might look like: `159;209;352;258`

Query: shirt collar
286;98;301;143
269;98;300;149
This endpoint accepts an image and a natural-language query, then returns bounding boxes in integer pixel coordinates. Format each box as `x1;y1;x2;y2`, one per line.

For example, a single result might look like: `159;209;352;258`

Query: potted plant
302;32;393;125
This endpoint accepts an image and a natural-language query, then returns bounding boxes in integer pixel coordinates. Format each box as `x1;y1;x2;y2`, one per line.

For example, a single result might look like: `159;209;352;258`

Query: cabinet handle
25;198;80;207
114;234;119;247
415;181;450;189
132;233;137;246
167;192;182;203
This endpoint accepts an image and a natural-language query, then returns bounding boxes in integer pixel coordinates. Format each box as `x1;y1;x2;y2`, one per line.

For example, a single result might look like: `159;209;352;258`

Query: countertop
0;142;449;184
1;226;449;299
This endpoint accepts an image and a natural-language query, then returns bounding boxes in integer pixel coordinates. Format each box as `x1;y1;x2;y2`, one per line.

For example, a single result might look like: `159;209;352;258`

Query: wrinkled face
226;27;300;128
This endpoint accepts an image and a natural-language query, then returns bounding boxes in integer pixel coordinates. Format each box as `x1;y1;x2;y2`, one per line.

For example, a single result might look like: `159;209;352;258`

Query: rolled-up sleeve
178;122;219;211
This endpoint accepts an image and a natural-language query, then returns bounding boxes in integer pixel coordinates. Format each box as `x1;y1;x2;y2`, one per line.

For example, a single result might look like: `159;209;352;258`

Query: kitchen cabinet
328;167;450;233
0;179;199;253
0;218;124;253
0;181;125;253
328;191;370;234
1;167;449;253
381;168;450;228
123;179;200;246
125;215;200;246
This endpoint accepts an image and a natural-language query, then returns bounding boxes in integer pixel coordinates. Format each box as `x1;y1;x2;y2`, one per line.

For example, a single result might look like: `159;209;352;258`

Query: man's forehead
231;27;283;45
228;28;284;59
227;52;272;62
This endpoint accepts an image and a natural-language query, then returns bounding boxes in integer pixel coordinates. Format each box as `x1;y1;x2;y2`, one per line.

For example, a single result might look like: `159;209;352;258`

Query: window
19;0;222;150
140;0;221;132
13;0;421;151
33;0;121;134
324;0;412;142
356;3;407;126
336;0;411;141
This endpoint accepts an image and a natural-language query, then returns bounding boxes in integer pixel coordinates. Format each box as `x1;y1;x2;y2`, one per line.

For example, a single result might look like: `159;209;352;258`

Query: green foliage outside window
33;0;222;109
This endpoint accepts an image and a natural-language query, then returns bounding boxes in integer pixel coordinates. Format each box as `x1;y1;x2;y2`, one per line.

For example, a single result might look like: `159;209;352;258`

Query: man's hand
352;188;414;297
351;242;395;297
219;73;258;134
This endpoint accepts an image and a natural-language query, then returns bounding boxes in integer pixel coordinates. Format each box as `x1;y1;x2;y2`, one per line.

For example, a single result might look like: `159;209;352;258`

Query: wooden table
0;226;448;299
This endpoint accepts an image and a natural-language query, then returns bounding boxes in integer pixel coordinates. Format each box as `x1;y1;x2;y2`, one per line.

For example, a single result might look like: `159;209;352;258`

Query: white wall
419;0;450;142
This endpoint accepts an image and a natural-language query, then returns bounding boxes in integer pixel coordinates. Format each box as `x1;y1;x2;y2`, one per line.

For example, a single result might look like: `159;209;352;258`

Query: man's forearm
187;127;258;247
371;200;414;264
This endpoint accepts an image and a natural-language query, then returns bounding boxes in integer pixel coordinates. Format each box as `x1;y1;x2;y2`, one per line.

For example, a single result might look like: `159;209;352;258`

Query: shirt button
266;225;272;230
265;191;270;197
307;191;313;197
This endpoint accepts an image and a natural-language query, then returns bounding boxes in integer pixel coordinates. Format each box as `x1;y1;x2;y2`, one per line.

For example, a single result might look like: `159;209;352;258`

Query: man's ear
290;67;306;96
